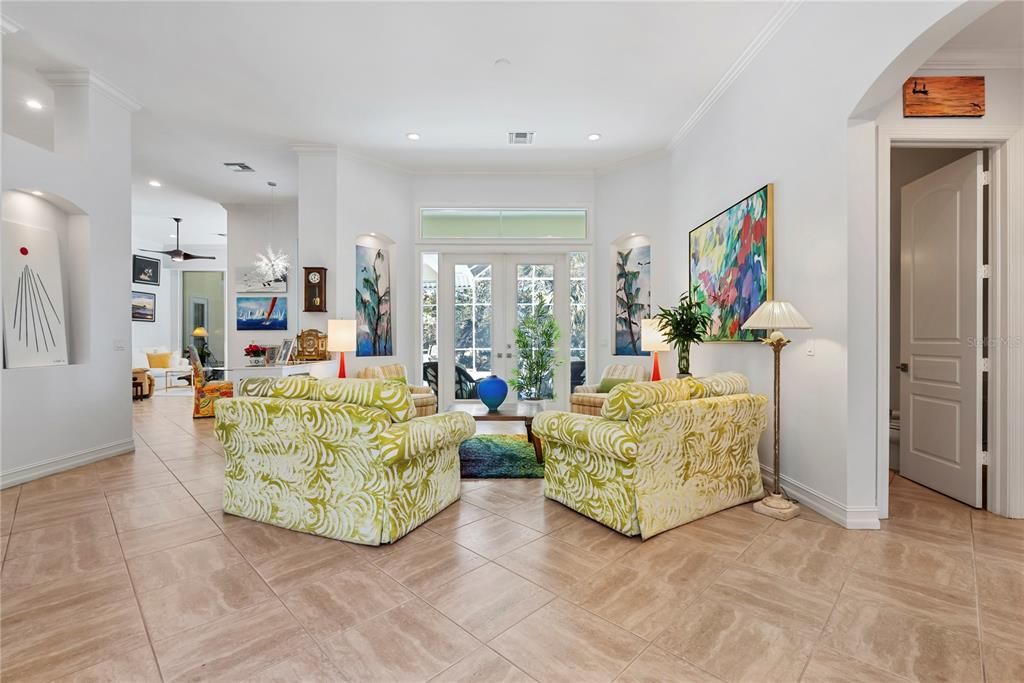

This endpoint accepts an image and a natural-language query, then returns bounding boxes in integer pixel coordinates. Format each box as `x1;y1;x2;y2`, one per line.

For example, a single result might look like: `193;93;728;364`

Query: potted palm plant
509;296;563;403
654;288;711;377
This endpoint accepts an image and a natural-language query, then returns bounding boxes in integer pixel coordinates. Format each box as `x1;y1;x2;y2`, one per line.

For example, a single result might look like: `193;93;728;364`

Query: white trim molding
668;0;802;148
920;47;1024;71
40;68;142;112
0;439;136;489
761;465;880;529
290;143;338;155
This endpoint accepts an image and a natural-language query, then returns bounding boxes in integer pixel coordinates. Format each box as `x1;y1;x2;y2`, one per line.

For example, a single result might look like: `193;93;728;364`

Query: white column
293;144;339;332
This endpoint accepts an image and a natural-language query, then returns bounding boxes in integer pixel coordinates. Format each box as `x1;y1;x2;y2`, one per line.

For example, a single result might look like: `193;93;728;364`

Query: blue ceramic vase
477;374;509;412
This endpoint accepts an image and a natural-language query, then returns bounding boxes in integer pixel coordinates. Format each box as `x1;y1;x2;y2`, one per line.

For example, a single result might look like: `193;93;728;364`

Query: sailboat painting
236;296;287;331
2;220;69;368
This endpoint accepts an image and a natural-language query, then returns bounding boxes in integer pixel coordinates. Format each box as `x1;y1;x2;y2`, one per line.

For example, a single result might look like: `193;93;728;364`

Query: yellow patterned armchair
214;376;475;545
188;346;233;418
356;363;438;417
535;372;767;539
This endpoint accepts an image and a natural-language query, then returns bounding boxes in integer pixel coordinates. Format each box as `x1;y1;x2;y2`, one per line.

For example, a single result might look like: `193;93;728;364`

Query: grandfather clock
302;267;328;313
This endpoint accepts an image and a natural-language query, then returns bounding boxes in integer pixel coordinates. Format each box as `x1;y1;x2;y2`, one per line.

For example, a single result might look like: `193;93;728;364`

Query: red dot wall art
2;220;69;368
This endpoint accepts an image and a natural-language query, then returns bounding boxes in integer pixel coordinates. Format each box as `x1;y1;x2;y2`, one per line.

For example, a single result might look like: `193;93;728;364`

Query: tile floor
0;395;1021;682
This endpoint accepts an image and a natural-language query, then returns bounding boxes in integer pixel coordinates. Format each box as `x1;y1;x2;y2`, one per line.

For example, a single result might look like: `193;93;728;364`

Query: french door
437;253;570;410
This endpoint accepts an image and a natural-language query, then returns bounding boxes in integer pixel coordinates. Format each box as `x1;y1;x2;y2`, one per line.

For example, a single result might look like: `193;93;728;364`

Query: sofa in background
214;376;476;545
535;372;767;539
131;347;192;390
570;362;650;415
356;363;438;416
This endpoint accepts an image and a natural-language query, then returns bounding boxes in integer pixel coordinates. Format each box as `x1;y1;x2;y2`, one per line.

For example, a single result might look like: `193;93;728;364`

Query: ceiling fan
141;217;216;262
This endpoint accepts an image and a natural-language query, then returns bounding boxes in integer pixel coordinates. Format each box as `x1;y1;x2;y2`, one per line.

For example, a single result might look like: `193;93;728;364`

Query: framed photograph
132;254;161;286
263;345;281;367
689;184;773;342
277;338;295;365
132;290;157;322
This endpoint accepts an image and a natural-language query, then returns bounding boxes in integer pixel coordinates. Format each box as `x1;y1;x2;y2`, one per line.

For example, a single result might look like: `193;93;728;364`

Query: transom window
421;208;587;240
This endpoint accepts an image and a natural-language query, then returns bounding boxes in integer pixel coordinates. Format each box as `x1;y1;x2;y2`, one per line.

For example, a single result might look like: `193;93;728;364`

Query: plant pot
248;357;263;366
477;374;509;412
520;398;547;411
675;341;692;376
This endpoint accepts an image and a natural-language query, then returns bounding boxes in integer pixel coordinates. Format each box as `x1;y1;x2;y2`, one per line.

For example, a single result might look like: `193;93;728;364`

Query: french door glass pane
421;253;438;363
453;263;492;383
569;252;587;391
515;261;556;400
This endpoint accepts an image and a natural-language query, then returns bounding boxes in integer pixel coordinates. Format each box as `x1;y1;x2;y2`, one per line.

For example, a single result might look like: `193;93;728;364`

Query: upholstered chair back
600;363;650;383
238;376;417;422
356;363;409;383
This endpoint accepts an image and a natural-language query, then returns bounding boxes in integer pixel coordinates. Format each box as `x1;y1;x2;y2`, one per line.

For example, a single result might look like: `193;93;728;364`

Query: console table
223;361;335;383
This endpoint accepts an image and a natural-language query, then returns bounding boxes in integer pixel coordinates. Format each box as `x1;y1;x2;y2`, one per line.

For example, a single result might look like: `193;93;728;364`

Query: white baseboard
0;439;136;488
760;464;880;529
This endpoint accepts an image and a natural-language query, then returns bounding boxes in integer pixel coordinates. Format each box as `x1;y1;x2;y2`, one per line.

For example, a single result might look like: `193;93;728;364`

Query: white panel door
899;151;983;506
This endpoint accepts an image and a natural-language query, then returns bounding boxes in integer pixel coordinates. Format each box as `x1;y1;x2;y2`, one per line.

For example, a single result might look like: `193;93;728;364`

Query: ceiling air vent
223;162;255;172
507;131;535;145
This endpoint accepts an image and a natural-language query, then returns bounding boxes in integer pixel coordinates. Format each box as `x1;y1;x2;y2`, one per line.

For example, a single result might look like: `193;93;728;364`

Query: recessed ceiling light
587;133;602;141
25;99;43;110
148;179;162;187
630;232;637;236
406;133;420;141
30;190;44;196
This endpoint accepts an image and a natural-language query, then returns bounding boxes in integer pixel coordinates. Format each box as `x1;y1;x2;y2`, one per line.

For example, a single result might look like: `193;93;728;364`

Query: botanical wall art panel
614;243;651;356
132;254;161;285
132;290;156;322
689;184;773;342
2;220;69;367
355;244;393;356
235;266;286;293
236;296;287;331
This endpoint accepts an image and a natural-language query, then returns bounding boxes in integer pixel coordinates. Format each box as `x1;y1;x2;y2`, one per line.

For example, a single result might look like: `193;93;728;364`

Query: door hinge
981;170;991;186
980;451;990;466
981;358;991;372
980;265;991;279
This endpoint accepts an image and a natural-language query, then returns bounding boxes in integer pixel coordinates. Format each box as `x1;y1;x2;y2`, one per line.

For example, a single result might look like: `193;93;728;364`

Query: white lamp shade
640;319;671;352
327;319;357;352
741;301;811;331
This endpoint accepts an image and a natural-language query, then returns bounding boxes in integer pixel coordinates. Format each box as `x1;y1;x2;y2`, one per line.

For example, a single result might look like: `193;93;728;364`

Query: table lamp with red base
327;319;357;378
641;319;671;381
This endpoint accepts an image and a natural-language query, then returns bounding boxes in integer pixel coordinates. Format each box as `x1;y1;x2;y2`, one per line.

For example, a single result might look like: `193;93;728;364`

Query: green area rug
459;435;544;478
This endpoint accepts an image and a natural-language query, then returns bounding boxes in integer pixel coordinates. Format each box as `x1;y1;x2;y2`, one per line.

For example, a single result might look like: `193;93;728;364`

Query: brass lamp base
753;493;801;520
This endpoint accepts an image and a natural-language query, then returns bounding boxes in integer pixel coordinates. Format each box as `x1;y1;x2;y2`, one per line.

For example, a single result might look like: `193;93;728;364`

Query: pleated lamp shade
741;301;811;331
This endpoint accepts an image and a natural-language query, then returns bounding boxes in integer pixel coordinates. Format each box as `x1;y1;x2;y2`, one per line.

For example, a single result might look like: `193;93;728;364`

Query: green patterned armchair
213;376;476;545
534;373;767;539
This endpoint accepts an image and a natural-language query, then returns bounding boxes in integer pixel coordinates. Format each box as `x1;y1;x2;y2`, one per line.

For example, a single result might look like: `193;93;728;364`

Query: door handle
898;362;909;373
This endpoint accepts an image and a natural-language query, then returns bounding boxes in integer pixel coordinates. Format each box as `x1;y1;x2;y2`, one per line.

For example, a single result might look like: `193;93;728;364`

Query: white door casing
899;151;983;507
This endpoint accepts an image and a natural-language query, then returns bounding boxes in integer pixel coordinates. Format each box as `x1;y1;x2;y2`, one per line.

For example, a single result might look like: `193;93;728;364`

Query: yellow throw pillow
147;352;172;369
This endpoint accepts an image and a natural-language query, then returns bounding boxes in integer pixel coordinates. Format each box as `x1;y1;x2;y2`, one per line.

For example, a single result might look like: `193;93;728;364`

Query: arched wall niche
609;232;652;358
353;232;398;363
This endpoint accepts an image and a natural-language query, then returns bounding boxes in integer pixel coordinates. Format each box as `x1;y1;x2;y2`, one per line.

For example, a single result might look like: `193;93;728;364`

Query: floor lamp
741;300;811;520
327;319;356;378
641;319;670;381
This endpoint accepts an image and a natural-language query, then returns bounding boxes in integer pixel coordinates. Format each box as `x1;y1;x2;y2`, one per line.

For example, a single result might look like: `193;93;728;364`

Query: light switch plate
805;339;815;356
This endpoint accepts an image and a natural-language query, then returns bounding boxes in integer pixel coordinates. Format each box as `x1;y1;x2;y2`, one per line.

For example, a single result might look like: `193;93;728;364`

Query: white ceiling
3;0;784;207
940;0;1023;50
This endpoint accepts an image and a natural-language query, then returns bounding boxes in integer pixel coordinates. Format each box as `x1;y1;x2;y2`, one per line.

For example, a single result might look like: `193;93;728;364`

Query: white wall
224;202;298;368
2;77;136;485
130;239;174;353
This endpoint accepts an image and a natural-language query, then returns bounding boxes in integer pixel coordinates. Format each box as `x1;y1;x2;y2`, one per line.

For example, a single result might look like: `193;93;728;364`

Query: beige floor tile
615;645;722;683
218;513;344;560
280;563;414;641
19;467;100;502
50;645;162;682
821;595;983;682
549;515;642;561
1;534;8;563
252;538;362;593
976;555;1024;649
737;535;854;592
138;563;276;640
322;598;480;682
118;514;221;559
431;647;533;683
763;517;865;558
1;533;124;591
422;562;555;641
150;442;218;460
128;534;245;593
97;467;179;494
984;643;1024;683
799;647;909;682
10;489;109;533
163;456;225;481
248;649;345;682
491;599;646;683
348;524;441;561
5;509;116;559
106;482;193;511
499;496;581;533
653;521;753;559
688;504;774;540
152;601;314;682
180;473;226;496
881;496;973;548
111;495;206;533
462;486;529;514
1;486;21;535
375;539;489;594
972;512;1024;564
842;568;978;637
856;531;976;593
191;489;224;511
788;505;840;528
494;536;608;595
655;597;817;683
449;515;543;559
1;562;135;621
619;536;731;583
425;499;493;535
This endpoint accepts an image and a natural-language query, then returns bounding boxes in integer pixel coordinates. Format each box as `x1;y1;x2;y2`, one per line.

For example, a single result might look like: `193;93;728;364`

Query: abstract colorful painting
2;221;69;367
614;243;651;355
689;185;773;341
355;244;393;356
236;296;287;331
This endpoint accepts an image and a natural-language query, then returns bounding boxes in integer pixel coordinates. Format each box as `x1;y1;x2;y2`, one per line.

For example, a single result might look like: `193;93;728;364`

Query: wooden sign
903;76;985;117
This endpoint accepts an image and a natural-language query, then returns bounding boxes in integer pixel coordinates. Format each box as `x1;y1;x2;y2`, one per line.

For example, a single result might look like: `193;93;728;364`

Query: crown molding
669;0;802;149
919;47;1024;71
39;68;142;112
290;143;338;155
1;15;22;35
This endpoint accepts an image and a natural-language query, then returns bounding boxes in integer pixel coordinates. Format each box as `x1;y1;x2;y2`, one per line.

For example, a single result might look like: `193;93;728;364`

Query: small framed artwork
132;255;161;285
263;345;281;367
131;291;156;322
277;338;295;365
